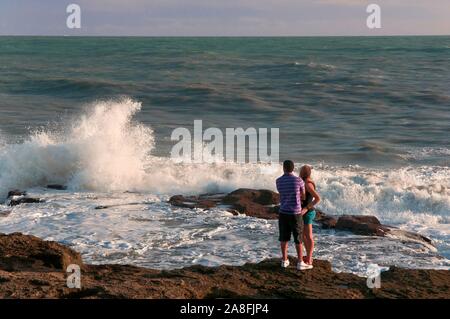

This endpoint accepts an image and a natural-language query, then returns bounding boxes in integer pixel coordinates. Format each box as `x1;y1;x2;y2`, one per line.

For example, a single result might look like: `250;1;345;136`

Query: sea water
0;37;449;275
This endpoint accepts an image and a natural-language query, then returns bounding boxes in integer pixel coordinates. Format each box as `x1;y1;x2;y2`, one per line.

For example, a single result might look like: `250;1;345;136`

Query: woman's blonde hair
299;165;312;181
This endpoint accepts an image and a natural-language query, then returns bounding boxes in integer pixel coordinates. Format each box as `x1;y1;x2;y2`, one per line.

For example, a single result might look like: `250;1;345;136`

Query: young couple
276;160;321;270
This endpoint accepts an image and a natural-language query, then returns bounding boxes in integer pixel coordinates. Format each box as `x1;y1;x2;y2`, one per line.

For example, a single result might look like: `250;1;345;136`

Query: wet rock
382;228;436;250
0;233;83;271
222;188;279;206
95;205;109;210
223;208;241;216
6;190;44;207
47;184;67;190
169;194;224;210
8;197;43;207
335;215;388;236
315;211;434;248
221;189;279;219
169;189;280;219
7;190;27;198
315;210;338;229
227;200;278;220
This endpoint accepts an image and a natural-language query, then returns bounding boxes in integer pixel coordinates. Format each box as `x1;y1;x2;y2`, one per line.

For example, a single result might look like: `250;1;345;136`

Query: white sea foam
400;147;450;161
0;98;279;197
0;98;152;196
0;98;448;272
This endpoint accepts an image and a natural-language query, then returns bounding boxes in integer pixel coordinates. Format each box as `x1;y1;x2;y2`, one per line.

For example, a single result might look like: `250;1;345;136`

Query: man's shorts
278;212;304;244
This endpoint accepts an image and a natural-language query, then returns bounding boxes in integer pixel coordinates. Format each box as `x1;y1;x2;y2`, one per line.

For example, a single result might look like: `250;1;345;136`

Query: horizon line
1;34;449;38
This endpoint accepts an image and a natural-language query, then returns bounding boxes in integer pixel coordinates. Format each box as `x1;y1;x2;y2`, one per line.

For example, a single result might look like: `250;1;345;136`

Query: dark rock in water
95;202;144;210
383;228;435;250
0;233;83;271
315;210;338;229
6;189;44;207
8;197;44;207
222;188;279;206
6;190;43;207
226;209;240;216
221;188;280;220
315;211;435;248
169;194;224;210
335;215;388;236
47;184;67;190
169;190;279;219
227;199;278;220
7;190;27;198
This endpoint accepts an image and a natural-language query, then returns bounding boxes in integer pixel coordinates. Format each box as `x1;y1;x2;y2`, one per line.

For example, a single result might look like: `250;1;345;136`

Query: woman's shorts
303;210;316;225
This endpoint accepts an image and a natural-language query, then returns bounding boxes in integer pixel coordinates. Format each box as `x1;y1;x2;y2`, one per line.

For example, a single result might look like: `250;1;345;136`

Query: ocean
0;36;449;274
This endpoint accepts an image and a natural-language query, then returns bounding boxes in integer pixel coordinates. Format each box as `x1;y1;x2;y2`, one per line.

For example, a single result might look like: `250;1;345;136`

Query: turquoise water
1;36;449;166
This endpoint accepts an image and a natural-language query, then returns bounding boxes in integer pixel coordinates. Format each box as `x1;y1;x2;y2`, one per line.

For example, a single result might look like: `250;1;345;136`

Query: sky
0;0;449;36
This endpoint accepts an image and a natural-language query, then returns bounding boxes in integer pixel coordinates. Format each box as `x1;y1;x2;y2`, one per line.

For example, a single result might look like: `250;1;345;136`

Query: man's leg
293;214;304;263
295;242;303;261
279;214;290;261
280;241;289;261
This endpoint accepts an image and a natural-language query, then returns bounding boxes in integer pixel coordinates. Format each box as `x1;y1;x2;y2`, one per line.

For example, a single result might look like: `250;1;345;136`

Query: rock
221;189;280;219
315;210;338;229
0;233;448;299
6;190;44;207
7;190;27;198
47;184;67;190
335;215;388;236
314;211;435;248
95;205;109;210
228;200;278;220
382;228;436;251
222;188;279;206
94;202;144;210
169;194;224;210
0;233;83;271
8;197;43;207
226;209;240;216
168;189;280;219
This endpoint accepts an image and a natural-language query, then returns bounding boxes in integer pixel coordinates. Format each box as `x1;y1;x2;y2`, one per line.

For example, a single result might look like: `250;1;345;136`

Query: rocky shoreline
0;233;449;299
1;187;448;299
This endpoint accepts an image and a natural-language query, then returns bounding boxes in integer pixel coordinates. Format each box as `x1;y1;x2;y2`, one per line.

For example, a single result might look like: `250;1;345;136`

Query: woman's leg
302;231;309;263
304;224;314;264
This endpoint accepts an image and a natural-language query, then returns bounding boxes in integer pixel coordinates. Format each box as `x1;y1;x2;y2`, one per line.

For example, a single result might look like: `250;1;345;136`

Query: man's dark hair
283;160;294;173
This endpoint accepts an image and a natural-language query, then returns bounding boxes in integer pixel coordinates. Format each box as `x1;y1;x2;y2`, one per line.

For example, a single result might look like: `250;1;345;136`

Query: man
276;160;313;270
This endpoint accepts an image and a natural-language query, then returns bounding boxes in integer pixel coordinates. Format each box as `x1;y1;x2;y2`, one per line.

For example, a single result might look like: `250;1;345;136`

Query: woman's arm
305;182;320;210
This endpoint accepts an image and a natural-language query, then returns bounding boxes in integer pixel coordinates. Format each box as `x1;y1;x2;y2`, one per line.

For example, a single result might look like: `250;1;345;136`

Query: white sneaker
281;259;290;268
297;261;313;270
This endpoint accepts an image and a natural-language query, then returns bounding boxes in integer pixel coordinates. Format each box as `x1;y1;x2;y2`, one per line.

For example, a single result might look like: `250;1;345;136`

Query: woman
300;165;321;267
